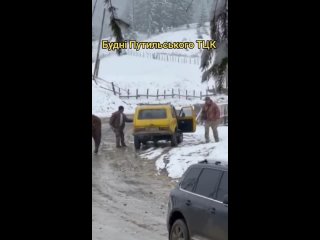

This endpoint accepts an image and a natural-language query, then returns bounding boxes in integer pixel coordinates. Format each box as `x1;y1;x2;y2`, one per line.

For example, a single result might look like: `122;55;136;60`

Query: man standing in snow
201;97;221;143
109;106;133;148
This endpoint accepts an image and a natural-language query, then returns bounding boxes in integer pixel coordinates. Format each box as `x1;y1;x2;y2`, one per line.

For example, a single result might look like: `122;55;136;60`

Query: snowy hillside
92;22;227;118
126;22;211;56
92;22;210;61
92;81;134;117
92;23;228;178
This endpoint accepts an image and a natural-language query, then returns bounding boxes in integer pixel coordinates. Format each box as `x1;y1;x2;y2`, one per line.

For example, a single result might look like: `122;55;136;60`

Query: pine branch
202;57;228;93
114;18;130;28
104;0;129;55
200;49;214;70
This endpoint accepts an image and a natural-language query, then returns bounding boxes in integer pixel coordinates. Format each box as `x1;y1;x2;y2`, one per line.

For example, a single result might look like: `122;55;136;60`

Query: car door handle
209;208;216;214
185;200;191;206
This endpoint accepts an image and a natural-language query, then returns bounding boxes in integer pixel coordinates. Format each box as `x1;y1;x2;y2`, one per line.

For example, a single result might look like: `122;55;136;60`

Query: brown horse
92;114;101;154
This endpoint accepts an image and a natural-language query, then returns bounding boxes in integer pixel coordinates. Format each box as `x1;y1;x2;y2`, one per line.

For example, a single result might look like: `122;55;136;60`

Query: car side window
180;107;192;117
216;172;228;202
194;169;222;198
180;167;202;192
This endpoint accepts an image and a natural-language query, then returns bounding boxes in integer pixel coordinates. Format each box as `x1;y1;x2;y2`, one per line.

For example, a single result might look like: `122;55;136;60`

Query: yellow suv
133;104;196;150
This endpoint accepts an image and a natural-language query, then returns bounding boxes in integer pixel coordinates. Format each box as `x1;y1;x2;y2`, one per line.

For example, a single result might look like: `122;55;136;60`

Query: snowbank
139;126;228;179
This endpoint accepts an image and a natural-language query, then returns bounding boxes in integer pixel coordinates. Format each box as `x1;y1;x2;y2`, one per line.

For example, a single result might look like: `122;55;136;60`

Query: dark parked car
167;160;228;240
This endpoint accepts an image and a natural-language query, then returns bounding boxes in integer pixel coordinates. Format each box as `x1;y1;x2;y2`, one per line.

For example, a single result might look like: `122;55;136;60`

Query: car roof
136;104;194;110
189;160;228;171
136;104;173;110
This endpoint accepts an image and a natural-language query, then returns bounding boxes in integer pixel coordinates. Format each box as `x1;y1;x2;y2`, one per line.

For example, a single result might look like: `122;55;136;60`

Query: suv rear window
180;167;202;192
179;107;193;117
138;109;167;119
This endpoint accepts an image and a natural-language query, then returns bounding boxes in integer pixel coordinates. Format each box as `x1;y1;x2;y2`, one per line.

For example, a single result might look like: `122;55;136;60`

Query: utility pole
132;0;135;31
92;0;98;20
93;5;106;80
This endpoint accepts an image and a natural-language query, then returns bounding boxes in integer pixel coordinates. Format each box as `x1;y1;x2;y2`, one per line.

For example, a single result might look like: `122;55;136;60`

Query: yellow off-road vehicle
132;104;196;150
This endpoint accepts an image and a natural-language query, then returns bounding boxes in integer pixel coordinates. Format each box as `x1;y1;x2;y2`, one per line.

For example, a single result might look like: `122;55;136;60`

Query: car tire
134;136;141;150
169;219;190;240
153;140;158;147
177;132;183;144
171;133;178;147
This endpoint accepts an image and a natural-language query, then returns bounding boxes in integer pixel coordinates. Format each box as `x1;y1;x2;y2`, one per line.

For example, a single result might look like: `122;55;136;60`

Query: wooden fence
93;76;127;96
124;50;201;65
118;87;217;100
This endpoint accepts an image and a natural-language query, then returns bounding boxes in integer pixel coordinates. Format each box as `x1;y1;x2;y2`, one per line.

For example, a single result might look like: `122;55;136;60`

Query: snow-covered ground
125;23;211;57
92;81;134;117
92;52;226;118
95;55;209;90
92;23;228;178
92;22;227;118
139;125;228;179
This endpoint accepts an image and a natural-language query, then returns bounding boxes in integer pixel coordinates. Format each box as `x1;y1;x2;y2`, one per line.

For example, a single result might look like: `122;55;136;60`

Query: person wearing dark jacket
109;106;133;148
201;97;221;143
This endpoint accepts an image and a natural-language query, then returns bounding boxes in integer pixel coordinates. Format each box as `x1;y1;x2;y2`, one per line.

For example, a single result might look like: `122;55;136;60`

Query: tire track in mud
92;122;175;240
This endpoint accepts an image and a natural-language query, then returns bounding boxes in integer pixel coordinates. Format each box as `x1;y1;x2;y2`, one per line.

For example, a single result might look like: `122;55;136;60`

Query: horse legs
94;127;101;154
92;115;102;154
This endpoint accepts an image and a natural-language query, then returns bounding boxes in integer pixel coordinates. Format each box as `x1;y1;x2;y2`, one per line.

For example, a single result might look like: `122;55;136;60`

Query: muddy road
92;122;176;240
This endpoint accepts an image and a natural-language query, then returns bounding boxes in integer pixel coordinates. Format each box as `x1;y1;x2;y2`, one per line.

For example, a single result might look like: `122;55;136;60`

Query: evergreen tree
133;0;149;33
104;0;129;54
197;1;207;38
122;1;137;40
201;0;228;93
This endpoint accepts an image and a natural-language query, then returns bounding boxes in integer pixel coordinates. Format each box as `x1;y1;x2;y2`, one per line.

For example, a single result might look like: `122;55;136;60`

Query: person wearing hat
201;96;221;143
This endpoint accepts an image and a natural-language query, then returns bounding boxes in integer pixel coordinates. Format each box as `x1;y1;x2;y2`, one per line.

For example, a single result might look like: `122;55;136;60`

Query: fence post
178;89;180;99
186;90;188;100
193;90;195;98
172;89;174;98
111;82;116;95
127;89;129;99
157;89;159;99
200;91;202;100
164;90;166;99
136;89;138;99
147;89;149;99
